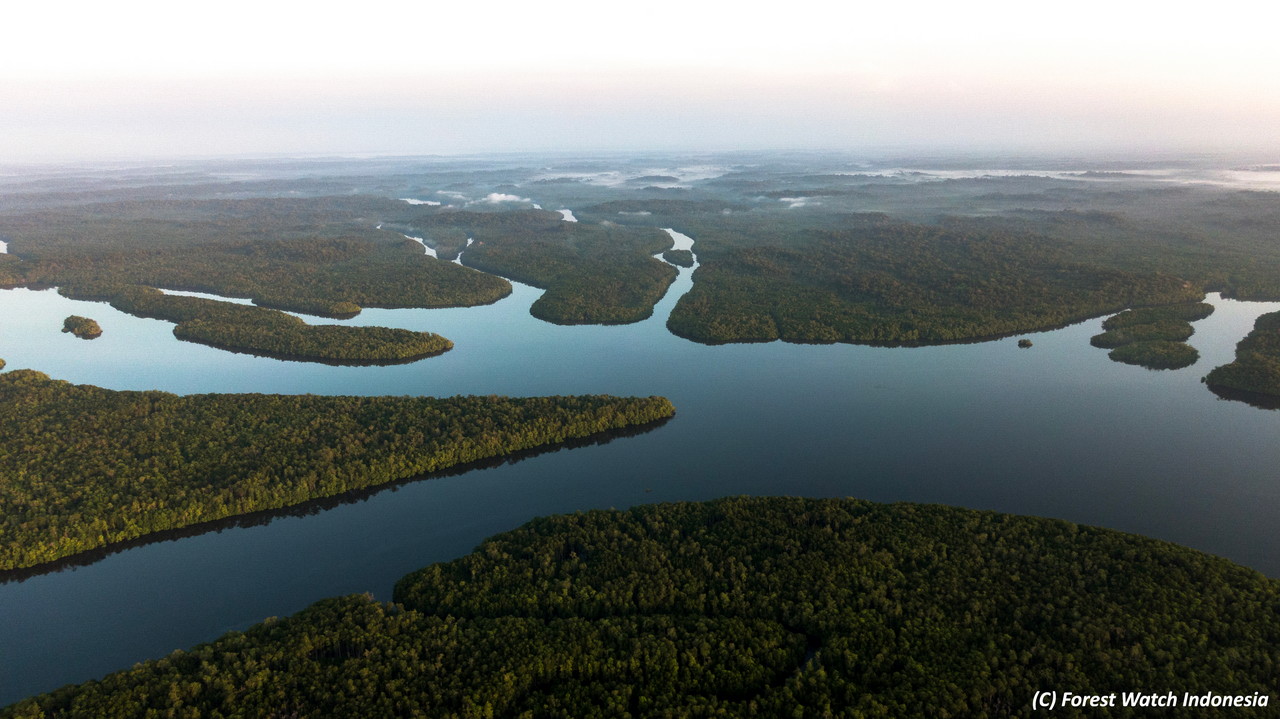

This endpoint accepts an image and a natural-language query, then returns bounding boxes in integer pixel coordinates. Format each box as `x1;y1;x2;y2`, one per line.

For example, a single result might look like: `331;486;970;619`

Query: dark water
2;264;1280;705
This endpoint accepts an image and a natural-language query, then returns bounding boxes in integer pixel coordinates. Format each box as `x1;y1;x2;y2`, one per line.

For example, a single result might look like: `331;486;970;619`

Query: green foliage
668;219;1201;344
1090;320;1194;349
0;197;511;318
1090;302;1211;370
412;209;678;324
1108;341;1199;370
1101;302;1214;330
1204;311;1280;398
11;497;1280;717
0;369;675;570
60;285;451;364
662;249;695;267
577;200;745;228
0;254;24;288
943;193;1280;302
60;315;102;339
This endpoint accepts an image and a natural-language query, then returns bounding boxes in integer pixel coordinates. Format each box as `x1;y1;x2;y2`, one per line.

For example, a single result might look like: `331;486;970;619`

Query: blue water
2;269;1279;706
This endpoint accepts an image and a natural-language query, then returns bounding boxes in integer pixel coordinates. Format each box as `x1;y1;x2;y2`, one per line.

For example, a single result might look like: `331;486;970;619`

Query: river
1;272;1279;705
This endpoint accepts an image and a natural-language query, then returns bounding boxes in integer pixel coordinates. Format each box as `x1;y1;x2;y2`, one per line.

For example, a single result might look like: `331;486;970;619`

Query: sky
3;0;1279;161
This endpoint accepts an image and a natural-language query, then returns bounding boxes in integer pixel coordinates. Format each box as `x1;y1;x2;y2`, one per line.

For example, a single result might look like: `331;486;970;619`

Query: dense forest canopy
1204;310;1280;400
57;284;453;365
60;315;102;339
8;497;1279;717
3;158;1280;346
1088;303;1213;370
0;197;512;318
0;368;674;571
4;155;1280;712
405;208;679;324
667;217;1200;344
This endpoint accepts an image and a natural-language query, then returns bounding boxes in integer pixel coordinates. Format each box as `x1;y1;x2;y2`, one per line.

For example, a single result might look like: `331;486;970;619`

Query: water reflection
4;285;1280;706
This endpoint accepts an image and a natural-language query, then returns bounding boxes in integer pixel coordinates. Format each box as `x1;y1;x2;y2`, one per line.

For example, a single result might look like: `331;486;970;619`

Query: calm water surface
2;268;1279;704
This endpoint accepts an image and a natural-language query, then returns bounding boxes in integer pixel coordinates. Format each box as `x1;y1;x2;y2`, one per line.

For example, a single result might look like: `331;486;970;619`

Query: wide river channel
2;257;1280;705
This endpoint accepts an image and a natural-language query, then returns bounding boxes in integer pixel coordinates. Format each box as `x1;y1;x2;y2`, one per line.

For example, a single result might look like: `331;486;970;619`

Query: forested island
60;285;452;364
0;367;674;571
60;315;102;339
7;497;1278;717
1204;310;1280;400
661;248;695;267
1090;302;1213;370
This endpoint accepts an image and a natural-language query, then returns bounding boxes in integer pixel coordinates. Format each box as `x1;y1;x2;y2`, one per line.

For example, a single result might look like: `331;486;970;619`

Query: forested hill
11;497;1278;717
0;368;674;572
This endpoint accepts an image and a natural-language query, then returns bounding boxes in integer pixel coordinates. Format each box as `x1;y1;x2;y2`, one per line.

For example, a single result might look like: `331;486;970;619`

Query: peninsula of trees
0;367;674;571
1090;302;1213;370
1204;310;1280;399
6;172;1280;347
1;197;511;318
667;217;1201;344
0;197;512;362
60;285;452;365
8;497;1279;717
405;209;678;324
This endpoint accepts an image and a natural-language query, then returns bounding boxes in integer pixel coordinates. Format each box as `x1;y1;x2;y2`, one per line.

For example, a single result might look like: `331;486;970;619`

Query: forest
1089;302;1213;370
0;197;512;318
1203;310;1280;399
404;209;678;324
7;496;1279;717
5;155;1280;714
5;168;1280;347
666;216;1201;344
0;367;674;571
61;315;102;340
58;285;453;364
661;249;695;268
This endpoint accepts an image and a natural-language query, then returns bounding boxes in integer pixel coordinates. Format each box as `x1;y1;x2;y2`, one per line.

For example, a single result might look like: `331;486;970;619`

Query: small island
1017;338;1032;348
61;315;102;339
661;248;695;267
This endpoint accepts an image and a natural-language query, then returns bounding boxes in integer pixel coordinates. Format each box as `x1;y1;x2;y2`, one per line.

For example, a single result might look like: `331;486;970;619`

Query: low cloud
778;197;816;209
474;192;533;204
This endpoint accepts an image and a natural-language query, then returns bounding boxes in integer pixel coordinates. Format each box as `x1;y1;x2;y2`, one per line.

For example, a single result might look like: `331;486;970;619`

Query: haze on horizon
4;0;1278;163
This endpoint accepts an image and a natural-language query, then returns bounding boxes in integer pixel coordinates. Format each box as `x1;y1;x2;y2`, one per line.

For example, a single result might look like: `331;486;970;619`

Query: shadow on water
0;417;671;585
1205;384;1280;410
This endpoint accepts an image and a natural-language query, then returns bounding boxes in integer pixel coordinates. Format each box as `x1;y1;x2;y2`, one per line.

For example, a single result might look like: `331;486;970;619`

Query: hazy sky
4;0;1278;161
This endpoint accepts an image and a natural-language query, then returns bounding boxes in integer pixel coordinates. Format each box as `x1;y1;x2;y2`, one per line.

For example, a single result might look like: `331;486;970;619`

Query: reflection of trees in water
1206;384;1280;411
